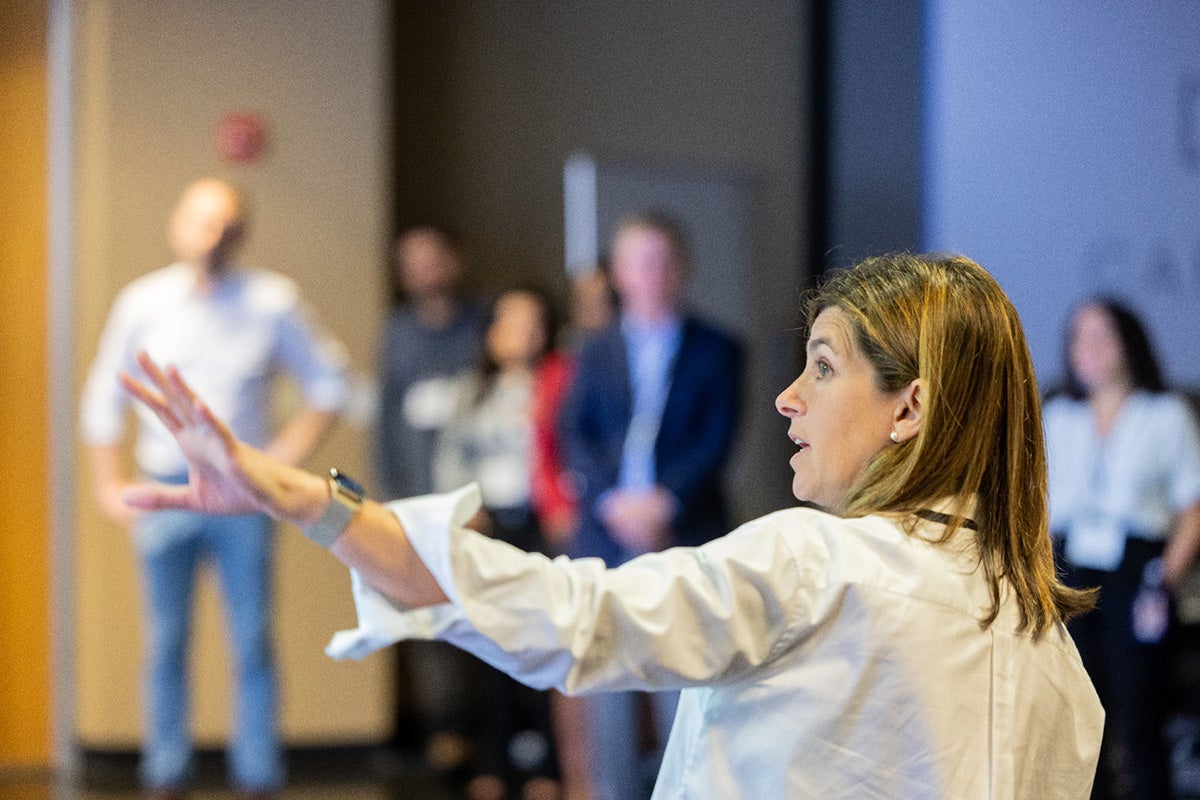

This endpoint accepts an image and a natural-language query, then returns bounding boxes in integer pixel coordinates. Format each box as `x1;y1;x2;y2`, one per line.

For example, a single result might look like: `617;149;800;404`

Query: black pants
474;506;560;786
1059;537;1173;800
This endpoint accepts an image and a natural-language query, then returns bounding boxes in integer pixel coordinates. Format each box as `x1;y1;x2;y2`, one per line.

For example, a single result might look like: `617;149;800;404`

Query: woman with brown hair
120;252;1103;798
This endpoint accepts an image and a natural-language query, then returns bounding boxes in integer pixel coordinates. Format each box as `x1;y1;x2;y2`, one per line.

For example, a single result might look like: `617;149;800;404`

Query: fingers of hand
195;394;236;447
122;482;194;512
134;350;173;395
119;370;183;432
163;366;232;448
133;351;217;436
163;365;204;427
131;351;192;429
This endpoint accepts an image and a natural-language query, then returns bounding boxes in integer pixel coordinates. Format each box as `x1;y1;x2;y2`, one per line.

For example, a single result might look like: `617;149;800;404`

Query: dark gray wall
823;0;923;269
390;1;812;520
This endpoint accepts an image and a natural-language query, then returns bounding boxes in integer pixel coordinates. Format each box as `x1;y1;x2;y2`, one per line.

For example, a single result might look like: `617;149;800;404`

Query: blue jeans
134;505;284;792
584;690;679;800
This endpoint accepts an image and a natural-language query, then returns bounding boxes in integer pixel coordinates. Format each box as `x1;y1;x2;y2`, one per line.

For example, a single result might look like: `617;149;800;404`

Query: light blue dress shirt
81;262;348;476
617;315;684;490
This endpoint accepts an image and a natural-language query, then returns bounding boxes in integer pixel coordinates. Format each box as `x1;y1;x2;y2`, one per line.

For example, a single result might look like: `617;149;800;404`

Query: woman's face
487;291;548;369
1068;304;1129;393
775;307;902;508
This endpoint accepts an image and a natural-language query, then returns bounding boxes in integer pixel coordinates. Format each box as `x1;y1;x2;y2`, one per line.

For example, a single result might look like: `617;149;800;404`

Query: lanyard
913;509;979;531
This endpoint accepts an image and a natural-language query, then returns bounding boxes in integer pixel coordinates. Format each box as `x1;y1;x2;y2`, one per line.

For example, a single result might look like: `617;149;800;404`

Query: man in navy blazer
560;316;743;565
558;211;743;799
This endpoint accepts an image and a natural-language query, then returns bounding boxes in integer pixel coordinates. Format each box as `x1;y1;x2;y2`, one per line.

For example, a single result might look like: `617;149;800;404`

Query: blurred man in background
376;225;487;773
81;178;348;799
559;211;743;800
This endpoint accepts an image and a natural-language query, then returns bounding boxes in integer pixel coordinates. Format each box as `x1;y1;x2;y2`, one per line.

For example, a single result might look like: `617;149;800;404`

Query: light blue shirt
81;262;348;476
617;315;683;490
1045;391;1200;570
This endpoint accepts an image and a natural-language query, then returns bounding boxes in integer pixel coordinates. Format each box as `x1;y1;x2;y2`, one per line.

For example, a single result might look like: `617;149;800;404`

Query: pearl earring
889;431;900;444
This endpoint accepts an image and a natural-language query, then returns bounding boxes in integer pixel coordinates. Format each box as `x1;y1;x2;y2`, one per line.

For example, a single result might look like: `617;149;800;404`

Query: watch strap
300;469;364;549
301;493;356;549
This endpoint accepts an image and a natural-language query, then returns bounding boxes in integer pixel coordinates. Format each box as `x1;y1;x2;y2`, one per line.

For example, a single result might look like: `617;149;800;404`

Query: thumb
122;482;195;512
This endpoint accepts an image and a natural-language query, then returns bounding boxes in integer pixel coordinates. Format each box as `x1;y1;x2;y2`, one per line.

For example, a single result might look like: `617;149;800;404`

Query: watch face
330;468;366;501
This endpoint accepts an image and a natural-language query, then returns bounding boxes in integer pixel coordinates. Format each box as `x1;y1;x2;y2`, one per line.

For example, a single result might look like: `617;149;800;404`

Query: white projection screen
923;1;1200;390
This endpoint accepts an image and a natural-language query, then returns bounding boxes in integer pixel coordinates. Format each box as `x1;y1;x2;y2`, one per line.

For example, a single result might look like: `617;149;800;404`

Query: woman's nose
775;379;803;417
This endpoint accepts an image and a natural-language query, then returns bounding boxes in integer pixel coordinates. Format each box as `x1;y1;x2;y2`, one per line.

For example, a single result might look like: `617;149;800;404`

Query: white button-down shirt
329;485;1103;799
81;263;348;476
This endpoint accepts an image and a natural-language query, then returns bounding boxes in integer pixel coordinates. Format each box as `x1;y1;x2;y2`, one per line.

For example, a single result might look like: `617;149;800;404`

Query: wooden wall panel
0;0;52;768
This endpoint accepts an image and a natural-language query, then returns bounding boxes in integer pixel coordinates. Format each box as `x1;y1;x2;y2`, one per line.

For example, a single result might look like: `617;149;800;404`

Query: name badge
403;377;459;430
1065;518;1126;571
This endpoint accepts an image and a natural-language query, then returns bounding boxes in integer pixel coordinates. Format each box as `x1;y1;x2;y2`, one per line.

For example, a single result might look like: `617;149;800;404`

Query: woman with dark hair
433;287;562;800
1058;298;1166;399
1046;298;1200;799
121;253;1104;798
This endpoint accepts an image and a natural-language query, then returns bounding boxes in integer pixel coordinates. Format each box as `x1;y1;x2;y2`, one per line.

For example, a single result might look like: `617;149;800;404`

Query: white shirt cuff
324;483;482;660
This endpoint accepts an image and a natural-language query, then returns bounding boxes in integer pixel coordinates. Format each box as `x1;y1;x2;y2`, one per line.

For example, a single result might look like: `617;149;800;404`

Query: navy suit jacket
558;315;743;565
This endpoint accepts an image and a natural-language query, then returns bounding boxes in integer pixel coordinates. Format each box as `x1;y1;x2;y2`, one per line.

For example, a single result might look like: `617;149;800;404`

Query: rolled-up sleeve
276;298;349;412
1168;397;1200;510
327;485;807;696
80;289;139;445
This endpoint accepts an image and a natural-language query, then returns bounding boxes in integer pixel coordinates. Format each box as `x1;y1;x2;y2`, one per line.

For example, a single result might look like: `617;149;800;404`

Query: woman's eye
817;360;831;378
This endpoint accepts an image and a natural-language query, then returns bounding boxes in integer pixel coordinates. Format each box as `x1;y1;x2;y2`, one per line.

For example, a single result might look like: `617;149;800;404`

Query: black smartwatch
300;468;365;548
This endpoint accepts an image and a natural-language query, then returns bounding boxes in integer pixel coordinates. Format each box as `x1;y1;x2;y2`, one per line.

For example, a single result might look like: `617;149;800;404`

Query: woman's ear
891;379;925;444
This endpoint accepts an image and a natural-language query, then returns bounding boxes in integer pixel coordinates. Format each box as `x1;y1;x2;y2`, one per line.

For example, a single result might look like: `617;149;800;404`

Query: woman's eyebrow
806;336;835;354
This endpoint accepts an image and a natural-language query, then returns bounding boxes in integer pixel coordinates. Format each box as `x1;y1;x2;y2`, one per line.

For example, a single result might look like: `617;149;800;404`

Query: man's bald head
167;178;246;272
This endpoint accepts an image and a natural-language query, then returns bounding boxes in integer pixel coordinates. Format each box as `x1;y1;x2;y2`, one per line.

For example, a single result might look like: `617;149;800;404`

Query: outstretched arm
120;350;447;608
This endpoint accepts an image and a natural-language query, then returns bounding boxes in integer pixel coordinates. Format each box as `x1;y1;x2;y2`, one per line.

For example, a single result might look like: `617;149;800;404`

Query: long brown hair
810;253;1096;637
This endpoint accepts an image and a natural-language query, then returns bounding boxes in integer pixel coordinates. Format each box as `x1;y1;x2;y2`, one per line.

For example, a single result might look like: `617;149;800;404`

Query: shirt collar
620;312;683;338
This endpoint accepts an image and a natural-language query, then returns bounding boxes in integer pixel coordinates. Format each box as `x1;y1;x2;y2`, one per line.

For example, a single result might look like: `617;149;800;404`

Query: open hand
119;351;326;525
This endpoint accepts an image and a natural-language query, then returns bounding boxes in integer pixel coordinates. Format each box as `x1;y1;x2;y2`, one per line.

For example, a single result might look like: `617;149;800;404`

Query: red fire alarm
215;112;268;164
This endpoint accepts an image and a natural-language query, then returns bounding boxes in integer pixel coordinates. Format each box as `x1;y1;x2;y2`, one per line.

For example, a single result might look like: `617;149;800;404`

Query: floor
0;747;467;800
6;720;1200;799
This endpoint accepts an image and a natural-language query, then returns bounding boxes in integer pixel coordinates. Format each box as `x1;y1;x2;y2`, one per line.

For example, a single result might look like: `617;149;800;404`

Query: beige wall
73;0;392;747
